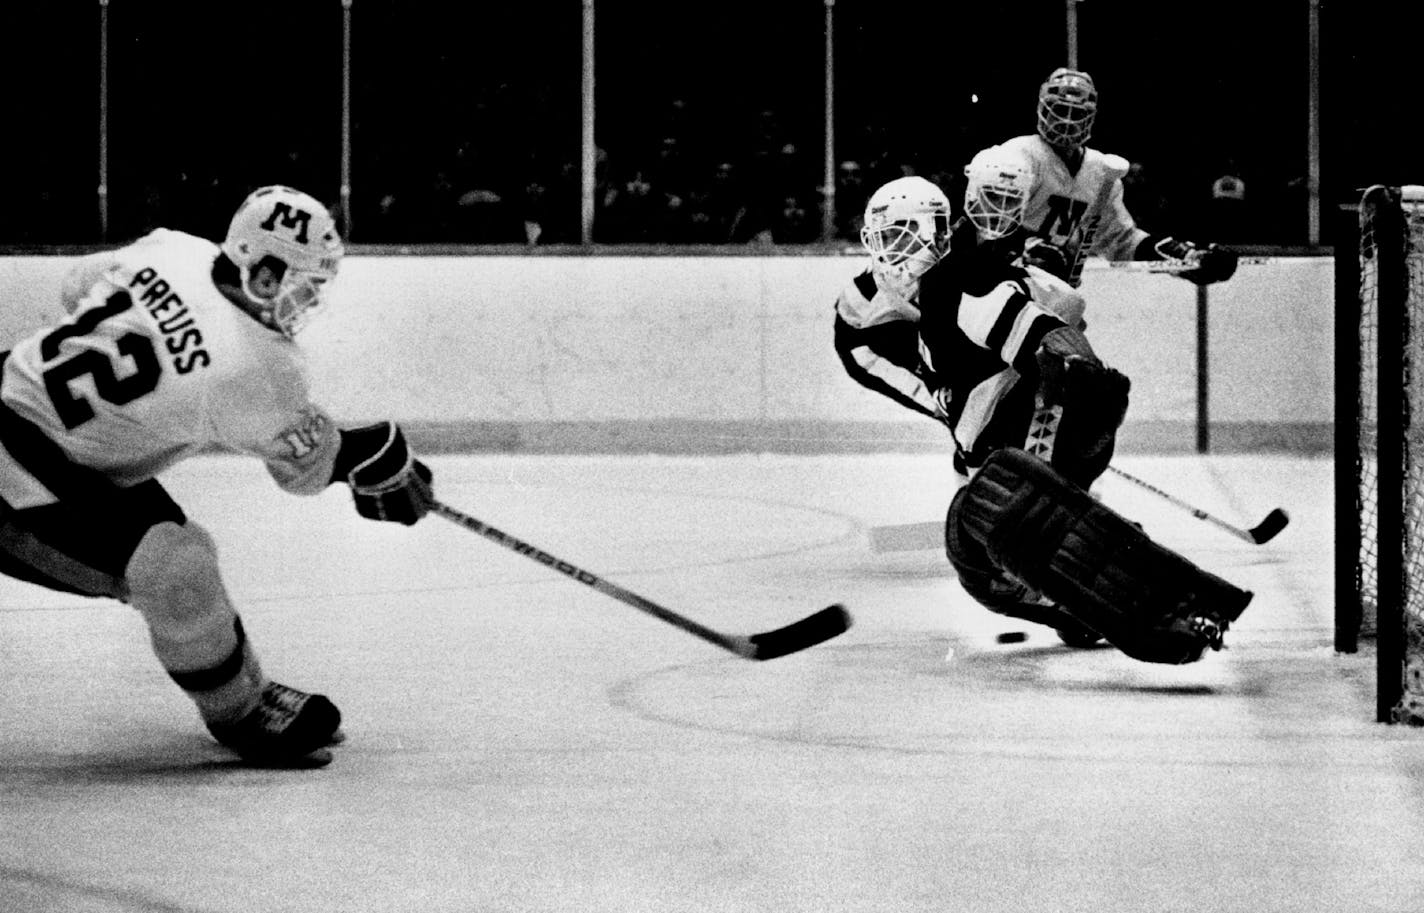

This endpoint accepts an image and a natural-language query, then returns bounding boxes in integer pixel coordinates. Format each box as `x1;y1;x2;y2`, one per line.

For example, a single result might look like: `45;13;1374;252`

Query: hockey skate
1184;613;1227;652
207;682;343;769
1120;596;1251;665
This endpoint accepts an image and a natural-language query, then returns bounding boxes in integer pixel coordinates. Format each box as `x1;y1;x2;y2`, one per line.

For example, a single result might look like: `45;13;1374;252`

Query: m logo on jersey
1037;194;1089;244
260;203;311;244
279;407;329;459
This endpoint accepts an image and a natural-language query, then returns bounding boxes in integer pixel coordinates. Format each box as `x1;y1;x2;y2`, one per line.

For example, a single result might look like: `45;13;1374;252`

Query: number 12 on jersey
40;290;162;429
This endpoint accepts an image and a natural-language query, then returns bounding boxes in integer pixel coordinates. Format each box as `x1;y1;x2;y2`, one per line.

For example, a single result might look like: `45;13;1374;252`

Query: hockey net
1346;184;1424;724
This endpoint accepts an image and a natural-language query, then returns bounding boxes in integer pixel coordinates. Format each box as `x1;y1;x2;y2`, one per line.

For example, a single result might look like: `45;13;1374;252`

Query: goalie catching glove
332;422;434;525
1143;235;1239;286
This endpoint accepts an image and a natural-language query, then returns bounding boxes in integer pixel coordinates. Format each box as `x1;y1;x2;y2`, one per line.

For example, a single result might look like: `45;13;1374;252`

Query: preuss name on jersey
130;267;212;375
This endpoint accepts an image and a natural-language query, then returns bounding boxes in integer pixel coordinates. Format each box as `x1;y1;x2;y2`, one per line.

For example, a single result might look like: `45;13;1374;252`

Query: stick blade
744;604;852;661
1249;508;1290;544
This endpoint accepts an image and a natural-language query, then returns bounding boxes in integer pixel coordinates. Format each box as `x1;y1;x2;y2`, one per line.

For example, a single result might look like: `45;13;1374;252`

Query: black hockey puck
996;631;1028;644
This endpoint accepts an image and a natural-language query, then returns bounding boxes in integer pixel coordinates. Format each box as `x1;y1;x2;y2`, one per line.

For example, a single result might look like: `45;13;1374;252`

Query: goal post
1337;183;1424;725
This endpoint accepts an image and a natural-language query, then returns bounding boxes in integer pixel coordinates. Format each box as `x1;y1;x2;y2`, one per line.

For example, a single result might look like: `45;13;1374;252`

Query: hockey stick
431;500;852;660
867;465;1290;552
868;520;945;554
1104;465;1289;544
1092;256;1269;274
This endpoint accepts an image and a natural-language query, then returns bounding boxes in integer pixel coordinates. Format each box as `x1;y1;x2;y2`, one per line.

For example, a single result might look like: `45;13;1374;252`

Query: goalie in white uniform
996;67;1239;288
0;185;434;768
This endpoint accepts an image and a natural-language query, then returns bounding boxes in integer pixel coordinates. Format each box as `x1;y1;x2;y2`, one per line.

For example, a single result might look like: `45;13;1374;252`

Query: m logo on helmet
260;203;312;244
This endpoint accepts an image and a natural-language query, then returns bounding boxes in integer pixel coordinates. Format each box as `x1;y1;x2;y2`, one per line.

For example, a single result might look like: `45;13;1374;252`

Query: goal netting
1339;183;1424;725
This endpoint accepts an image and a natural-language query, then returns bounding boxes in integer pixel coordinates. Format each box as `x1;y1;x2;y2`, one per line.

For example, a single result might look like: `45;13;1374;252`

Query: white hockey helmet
963;147;1034;240
859;176;951;291
221;185;344;336
1036;67;1097;150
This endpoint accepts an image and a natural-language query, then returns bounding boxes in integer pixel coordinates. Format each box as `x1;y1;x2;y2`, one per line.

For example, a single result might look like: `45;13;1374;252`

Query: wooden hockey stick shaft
1104;465;1289;544
431;500;851;660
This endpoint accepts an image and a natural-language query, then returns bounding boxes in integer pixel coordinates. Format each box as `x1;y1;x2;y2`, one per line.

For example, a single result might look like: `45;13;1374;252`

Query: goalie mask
221;185;344;337
860;176;951;296
964;148;1033;241
1036;67;1097;150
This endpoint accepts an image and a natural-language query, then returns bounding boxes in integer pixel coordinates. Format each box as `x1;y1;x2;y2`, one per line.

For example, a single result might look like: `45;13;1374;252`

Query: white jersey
0;228;341;508
997;134;1147;280
832;266;941;419
834;264;920;329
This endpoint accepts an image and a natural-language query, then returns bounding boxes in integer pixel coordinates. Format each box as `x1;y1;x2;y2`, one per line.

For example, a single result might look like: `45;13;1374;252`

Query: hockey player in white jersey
0;185;434;768
998;67;1239;287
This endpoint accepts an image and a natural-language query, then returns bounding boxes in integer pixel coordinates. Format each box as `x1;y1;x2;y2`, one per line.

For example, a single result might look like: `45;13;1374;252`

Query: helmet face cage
221;185;344;337
964;156;1033;240
1036;68;1097;149
860;178;952;288
266;268;338;337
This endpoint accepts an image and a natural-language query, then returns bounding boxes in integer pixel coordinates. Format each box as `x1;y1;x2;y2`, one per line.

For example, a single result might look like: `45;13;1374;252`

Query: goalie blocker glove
332;422;434;525
1140;235;1239;286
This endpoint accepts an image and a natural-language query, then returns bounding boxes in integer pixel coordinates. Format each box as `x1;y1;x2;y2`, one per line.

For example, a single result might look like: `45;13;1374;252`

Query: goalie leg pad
945;487;1098;636
126;520;264;720
957;448;1253;664
945;487;1031;609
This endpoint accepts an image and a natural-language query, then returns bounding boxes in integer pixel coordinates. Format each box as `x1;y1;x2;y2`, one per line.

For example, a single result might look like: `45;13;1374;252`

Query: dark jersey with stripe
916;253;1067;469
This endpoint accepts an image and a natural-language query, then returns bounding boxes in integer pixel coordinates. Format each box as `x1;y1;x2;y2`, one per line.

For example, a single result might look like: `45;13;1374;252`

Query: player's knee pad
125;522;264;721
956;448;1253;664
125;520;234;645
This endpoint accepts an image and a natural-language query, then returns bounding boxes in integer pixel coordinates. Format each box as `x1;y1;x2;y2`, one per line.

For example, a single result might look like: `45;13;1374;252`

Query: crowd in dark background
0;1;1414;250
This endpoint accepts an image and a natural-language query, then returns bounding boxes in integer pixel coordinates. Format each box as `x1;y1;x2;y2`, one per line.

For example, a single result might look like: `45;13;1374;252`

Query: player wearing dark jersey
846;154;1254;664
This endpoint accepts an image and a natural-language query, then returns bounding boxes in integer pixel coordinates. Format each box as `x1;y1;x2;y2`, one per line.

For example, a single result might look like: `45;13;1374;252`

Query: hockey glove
335;422;434;525
1150;236;1239;286
1020;237;1071;282
931;385;954;424
1049;357;1131;488
1184;243;1238;284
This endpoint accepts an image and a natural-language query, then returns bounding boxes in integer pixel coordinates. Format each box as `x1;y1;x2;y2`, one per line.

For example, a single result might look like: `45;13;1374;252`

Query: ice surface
2;452;1420;913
